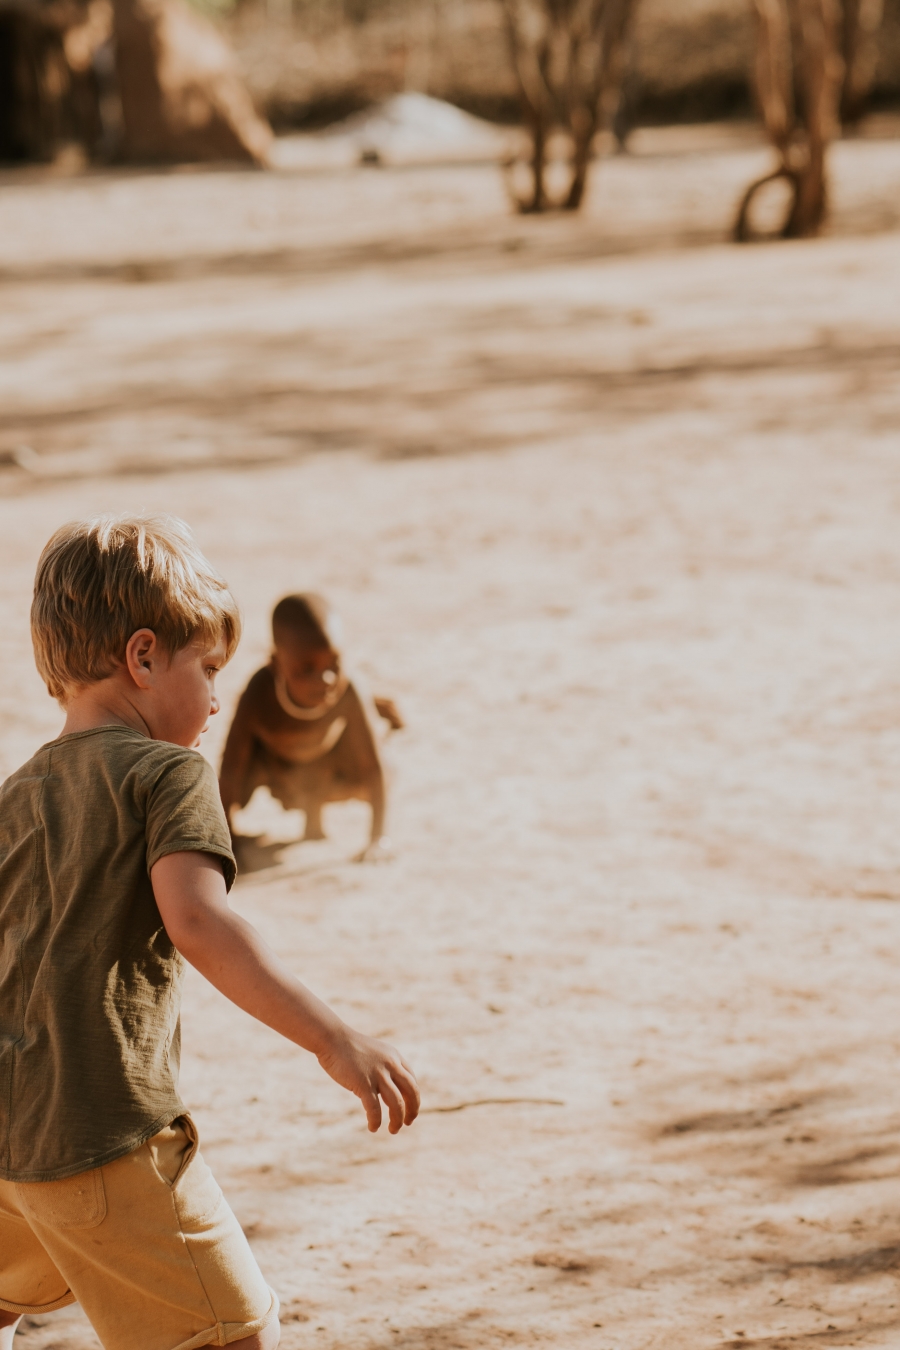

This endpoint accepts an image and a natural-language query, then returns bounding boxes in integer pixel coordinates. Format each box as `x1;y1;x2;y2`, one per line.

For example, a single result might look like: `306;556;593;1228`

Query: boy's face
150;634;227;747
273;637;341;710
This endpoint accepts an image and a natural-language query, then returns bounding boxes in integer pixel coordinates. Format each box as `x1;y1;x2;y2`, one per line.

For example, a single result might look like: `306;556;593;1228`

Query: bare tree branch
737;0;876;241
500;0;639;212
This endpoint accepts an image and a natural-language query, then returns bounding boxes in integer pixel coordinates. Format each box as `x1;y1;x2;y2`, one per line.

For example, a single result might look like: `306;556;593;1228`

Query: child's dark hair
272;593;336;651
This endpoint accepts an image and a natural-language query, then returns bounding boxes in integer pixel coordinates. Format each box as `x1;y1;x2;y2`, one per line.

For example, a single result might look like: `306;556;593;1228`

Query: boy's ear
124;628;159;689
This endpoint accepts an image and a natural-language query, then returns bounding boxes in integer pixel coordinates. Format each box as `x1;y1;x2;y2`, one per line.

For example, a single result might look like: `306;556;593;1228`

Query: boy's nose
210;695;220;715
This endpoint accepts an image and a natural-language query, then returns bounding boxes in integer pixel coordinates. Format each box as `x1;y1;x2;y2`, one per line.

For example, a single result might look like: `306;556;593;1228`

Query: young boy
219;593;402;863
0;516;419;1350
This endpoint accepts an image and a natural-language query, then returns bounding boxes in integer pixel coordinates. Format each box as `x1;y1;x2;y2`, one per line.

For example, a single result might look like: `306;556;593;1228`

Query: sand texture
4;128;900;1349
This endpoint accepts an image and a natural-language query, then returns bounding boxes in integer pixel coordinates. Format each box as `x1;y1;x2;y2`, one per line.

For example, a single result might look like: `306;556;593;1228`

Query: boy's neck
61;677;151;740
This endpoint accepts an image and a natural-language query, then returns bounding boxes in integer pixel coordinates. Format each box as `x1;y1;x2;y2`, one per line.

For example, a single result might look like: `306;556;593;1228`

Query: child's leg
366;763;387;845
0;1310;281;1349
316;710;390;855
0;1176;75;1342
5;1117;276;1350
302;796;326;840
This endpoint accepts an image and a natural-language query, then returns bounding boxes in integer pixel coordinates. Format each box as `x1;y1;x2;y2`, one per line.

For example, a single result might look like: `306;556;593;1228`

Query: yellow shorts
0;1116;277;1350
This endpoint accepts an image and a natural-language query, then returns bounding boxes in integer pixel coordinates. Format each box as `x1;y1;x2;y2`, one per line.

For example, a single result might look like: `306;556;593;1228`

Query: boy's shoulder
0;726;232;884
1;726;209;799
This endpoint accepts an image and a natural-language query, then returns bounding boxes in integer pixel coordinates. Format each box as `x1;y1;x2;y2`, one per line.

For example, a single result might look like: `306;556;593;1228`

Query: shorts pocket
167;1119;225;1231
174;1152;225;1230
15;1167;107;1231
148;1116;195;1187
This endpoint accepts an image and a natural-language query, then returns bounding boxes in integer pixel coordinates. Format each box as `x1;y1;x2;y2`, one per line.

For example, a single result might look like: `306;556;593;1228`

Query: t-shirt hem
147;840;237;892
0;1107;186;1183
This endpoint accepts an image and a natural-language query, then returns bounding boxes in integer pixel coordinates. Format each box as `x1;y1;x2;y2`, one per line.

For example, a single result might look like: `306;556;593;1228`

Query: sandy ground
4;126;900;1350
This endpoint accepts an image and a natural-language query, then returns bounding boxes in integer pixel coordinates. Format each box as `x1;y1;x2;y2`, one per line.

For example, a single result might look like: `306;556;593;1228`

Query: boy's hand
316;1027;420;1133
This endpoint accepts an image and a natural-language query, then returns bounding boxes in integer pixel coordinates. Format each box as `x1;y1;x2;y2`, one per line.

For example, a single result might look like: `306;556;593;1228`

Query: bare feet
353;836;393;864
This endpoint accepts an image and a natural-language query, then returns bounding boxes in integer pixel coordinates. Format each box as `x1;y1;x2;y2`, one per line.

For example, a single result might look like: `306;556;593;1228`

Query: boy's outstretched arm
151;851;419;1133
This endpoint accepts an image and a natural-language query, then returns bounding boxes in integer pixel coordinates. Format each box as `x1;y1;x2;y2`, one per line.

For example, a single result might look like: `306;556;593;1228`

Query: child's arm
373;695;404;731
151;851;419;1133
341;680;393;860
218;689;258;829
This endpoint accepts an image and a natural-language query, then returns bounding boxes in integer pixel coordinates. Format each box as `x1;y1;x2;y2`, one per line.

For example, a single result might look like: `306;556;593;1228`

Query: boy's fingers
360;1085;382;1133
377;1071;407;1134
398;1053;416;1079
392;1063;420;1124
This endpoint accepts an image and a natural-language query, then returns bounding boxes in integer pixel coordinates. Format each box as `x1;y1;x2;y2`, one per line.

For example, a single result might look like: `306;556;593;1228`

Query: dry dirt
4;126;900;1350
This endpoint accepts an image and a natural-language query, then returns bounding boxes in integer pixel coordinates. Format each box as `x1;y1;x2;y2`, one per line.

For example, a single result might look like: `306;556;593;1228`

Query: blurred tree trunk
0;6;82;162
736;0;883;241
0;0;269;166
501;0;637;212
0;10;52;161
840;0;883;123
112;0;271;163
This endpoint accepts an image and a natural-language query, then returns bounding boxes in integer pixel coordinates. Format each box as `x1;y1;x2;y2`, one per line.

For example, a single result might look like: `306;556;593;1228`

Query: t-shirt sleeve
143;749;237;891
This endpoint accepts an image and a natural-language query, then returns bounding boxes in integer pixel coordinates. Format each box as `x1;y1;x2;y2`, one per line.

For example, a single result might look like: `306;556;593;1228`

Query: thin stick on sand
423;1097;565;1114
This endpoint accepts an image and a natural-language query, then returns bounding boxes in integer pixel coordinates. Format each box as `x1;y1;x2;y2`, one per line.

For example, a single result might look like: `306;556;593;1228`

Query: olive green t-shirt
0;725;236;1182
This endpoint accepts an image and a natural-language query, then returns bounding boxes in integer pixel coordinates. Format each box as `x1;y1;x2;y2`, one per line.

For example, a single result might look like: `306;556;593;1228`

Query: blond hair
32;514;241;703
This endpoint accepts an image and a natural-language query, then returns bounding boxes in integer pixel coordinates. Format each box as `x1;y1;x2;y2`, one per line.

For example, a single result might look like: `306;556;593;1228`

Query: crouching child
219;593;403;863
